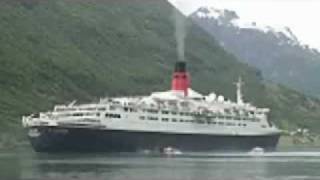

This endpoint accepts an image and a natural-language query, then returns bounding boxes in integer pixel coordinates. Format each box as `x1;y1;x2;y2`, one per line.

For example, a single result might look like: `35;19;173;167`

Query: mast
235;77;244;105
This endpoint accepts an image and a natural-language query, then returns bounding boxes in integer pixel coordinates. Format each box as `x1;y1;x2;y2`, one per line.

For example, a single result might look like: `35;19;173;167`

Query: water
1;147;320;180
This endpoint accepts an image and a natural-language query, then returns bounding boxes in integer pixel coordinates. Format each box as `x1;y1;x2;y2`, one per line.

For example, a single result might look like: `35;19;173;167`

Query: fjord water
2;148;320;180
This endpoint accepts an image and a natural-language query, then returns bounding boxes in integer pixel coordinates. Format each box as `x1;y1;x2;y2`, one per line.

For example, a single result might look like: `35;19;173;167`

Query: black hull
27;127;280;153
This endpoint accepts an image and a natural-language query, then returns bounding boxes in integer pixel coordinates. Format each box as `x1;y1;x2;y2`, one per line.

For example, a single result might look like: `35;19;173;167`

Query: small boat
248;147;265;156
162;147;182;156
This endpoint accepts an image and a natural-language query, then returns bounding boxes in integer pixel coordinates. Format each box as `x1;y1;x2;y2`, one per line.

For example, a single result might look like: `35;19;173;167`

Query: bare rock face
191;6;320;97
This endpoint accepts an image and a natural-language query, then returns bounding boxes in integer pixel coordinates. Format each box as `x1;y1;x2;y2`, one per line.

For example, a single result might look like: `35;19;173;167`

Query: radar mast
235;77;244;105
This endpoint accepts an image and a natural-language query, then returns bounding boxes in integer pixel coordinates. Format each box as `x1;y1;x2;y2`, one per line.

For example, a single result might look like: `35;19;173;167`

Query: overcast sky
169;0;320;50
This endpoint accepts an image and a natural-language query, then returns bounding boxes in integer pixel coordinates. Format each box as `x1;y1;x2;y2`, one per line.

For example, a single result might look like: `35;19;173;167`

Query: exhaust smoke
173;9;187;61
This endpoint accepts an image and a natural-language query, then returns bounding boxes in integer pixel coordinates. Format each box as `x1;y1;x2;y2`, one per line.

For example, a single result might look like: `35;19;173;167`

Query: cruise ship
22;61;281;152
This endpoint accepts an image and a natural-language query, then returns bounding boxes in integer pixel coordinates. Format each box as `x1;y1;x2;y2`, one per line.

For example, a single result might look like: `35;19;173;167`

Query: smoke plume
173;9;187;61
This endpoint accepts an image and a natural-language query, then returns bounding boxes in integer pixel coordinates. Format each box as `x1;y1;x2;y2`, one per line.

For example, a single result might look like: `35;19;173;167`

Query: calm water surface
1;147;320;180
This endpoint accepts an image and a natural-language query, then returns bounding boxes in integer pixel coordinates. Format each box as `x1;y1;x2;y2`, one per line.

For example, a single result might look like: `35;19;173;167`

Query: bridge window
105;113;121;118
162;118;169;122
148;116;158;121
98;107;106;111
162;111;169;114
73;113;83;117
147;109;158;114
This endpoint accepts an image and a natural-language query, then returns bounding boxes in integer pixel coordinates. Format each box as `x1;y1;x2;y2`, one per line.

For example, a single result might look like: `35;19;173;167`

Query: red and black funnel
171;61;190;96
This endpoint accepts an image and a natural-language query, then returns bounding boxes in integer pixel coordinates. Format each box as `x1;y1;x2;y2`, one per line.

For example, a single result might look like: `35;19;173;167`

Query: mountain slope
191;7;320;97
0;0;320;140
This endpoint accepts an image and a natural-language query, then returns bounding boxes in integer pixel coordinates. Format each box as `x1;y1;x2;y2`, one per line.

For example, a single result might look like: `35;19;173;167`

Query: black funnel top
174;61;187;72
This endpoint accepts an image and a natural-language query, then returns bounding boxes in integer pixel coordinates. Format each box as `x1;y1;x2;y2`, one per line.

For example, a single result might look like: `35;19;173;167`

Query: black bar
174;61;187;72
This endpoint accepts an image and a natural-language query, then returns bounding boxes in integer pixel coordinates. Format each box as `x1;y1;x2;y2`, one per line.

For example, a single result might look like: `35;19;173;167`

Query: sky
169;0;320;50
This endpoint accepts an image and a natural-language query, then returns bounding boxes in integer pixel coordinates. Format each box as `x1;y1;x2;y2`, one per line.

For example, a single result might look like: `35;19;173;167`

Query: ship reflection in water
2;148;320;180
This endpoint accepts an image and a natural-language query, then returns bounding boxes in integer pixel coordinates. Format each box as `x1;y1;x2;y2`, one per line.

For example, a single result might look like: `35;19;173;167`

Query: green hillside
0;0;319;140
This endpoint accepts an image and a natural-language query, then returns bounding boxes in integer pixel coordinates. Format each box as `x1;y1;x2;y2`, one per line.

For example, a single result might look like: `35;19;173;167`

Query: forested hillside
0;0;319;140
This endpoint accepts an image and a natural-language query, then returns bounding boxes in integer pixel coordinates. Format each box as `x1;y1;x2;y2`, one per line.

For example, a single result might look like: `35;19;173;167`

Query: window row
56;107;107;112
139;109;260;121
76;119;100;123
139;116;248;127
56;112;100;117
73;112;100;117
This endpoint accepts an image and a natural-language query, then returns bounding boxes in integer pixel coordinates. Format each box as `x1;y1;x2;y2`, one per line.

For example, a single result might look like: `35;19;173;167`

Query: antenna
68;100;77;107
